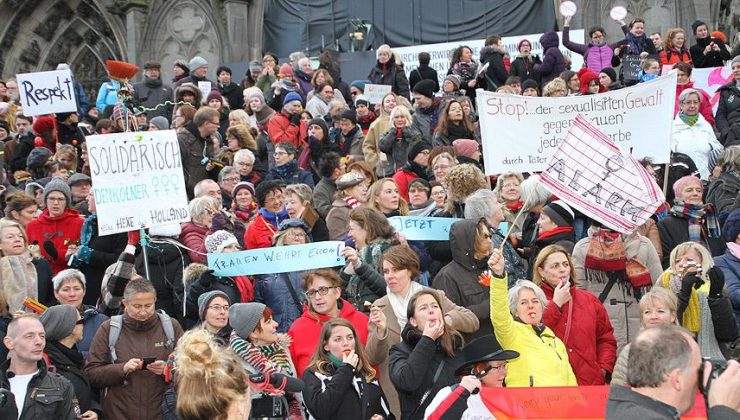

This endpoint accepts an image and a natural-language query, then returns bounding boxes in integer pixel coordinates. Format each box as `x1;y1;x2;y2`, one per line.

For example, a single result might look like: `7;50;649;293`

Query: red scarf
505;201;523;213
233;275;254;302
537;226;573;241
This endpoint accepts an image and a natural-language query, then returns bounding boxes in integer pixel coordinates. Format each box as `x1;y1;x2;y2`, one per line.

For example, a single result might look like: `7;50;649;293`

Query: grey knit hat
43;177;72;207
189;56;208;72
39;304;79;342
149;116;170;130
229;302;266;339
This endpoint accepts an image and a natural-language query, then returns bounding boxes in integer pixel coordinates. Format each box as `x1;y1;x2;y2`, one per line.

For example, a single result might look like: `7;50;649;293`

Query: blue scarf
73;214;97;266
274;160;298;180
258;207;288;229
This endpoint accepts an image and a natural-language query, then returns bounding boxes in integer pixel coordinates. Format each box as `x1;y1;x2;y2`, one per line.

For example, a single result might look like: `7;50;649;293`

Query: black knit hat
521;79;539;93
412;79;436;99
408;141;432;161
724;208;740;242
254;180;285;207
600;67;617;83
339;109;356;124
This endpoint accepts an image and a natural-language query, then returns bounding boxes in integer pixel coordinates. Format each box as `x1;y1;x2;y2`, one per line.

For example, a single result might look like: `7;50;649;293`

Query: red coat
659;47;692;67
179;222;209;263
392;168;421;202
675;82;715;126
26;208;84;274
244;214;277;250
287;298;369;378
541;282;617;385
266;111;307;149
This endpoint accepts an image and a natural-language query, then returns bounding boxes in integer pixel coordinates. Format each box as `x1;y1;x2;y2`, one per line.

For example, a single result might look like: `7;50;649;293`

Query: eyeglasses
236;162;253;167
305;286;335;298
418;150;431;155
431;190;446;197
208;304;230;313
222;177;240;183
433;164;450;171
274;151;289;156
287;231;308;239
682;100;700;105
488;362;507;372
502;183;519;189
47;197;66;203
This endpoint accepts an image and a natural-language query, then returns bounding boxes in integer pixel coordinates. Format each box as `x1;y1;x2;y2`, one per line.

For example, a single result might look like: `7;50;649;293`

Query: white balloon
559;1;578;17
610;6;628;20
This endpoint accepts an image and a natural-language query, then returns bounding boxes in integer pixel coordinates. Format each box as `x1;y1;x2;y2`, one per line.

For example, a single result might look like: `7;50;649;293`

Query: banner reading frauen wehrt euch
476;71;677;175
87;130;190;235
208;241;346;276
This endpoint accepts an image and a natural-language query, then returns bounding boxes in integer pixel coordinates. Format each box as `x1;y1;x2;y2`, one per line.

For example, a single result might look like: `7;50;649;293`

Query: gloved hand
127;230;141;246
199;269;217;287
308;135;319;145
680;273;704;297
43;239;59;260
707;266;726;299
289;113;301;126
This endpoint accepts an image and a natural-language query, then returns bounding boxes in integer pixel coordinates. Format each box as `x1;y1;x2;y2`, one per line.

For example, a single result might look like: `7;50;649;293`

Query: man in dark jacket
216;65;244;111
132;62;174;122
85;279;184;420
480;35;509;91
409;52;440;94
174;56;212;87
55;112;85;157
605;324;740;419
1;315;77;420
177;107;220;199
690;20;732;68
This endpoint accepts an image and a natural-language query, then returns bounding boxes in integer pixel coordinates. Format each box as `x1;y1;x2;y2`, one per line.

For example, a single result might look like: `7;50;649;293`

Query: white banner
541;115;664;234
87;130;190;235
16;69;78;116
476;71;677;175
663;64;732;113
395;30;586;89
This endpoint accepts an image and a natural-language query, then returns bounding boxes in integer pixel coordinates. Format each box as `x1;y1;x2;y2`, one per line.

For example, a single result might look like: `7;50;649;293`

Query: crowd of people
1;11;740;420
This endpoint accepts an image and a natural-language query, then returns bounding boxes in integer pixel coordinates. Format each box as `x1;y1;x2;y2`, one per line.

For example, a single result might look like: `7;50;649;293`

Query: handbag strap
598;271;619;303
410;360;446;417
281;274;304;313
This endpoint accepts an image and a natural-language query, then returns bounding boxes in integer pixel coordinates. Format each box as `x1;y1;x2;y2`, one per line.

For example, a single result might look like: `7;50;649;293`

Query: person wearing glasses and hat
424;335;519;420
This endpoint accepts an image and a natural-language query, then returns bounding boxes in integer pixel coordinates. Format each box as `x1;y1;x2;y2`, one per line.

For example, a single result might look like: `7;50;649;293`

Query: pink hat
453;139;479;158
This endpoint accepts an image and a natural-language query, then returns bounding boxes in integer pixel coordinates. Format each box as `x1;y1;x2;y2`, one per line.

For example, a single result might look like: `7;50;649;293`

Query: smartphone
142;357;156;368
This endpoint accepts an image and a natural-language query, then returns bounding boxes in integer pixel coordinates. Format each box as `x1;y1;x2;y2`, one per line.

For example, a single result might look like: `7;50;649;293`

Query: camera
698;357;727;398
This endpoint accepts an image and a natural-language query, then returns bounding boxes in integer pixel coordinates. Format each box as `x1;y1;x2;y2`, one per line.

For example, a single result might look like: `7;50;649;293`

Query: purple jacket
562;26;628;73
534;31;566;87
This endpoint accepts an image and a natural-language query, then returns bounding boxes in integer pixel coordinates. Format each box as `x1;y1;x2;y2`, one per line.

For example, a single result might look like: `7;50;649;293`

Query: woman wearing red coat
244;180;289;249
179;195;220;263
25;177;84;274
533;244;617;385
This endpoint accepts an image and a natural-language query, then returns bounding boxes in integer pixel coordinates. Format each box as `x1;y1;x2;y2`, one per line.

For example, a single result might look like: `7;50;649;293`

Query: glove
289;113;301;126
679;273;704;297
43;239;59;261
707;266;725;299
308;135;319;145
199;269;217;288
127;230;141;246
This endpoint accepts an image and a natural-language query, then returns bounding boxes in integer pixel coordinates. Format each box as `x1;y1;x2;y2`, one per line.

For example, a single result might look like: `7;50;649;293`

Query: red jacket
392;168;421;202
266;111;307;149
26;208;84;274
287;298;369;378
659;47;692;67
179;222;208;263
675;82;715;126
541;282;617;385
244;214;277;250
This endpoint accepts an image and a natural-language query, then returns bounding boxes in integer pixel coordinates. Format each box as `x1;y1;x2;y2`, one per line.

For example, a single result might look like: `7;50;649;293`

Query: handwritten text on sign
388;217;461;241
87;130;190;235
16;69;78;116
208;241;346;276
476;71;677;174
540;115;663;234
363;84;392;105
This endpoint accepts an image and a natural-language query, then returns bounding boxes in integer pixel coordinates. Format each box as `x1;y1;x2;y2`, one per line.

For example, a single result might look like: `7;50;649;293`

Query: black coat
185;270;245;322
78;219;128;306
408;65;439;93
509;55;540;83
218;82;245;111
690;37;732;68
389;327;461;420
44;341;102;416
10;133;34;172
303;363;393;420
0;359;76;420
33;258;55;308
479;47;508;90
657;215;727;267
135;240;190;320
715;81;740;144
368;56;410;100
706;170;740;216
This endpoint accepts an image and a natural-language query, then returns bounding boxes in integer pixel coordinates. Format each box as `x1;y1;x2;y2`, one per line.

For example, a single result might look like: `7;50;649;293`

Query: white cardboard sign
16;69;78;116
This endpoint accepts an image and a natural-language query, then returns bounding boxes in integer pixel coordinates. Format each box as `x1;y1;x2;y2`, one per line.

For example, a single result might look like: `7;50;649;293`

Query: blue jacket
254;271;306;333
79;304;109;359
74;81;90;116
96;80;121;114
713;251;740;328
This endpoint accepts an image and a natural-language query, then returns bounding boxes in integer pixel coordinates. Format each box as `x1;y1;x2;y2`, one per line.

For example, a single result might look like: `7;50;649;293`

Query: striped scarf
229;331;294;377
343;195;360;209
670;200;720;242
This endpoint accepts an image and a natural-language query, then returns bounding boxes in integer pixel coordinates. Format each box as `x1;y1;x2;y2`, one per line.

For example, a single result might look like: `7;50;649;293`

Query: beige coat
365;289;479;418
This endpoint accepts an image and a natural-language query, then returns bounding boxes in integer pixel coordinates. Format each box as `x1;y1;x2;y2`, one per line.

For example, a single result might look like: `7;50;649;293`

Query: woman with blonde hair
368;44;410;99
367;178;409;217
379;105;423;177
218;124;258;166
172;329;251;420
54;144;78;172
611;287;678;385
285;184;329;242
303;318;392;419
438;163;487;218
228;109;251;127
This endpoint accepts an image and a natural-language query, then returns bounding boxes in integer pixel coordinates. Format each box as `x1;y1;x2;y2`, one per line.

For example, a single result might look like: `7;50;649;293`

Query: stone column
223;0;251;62
246;0;267;61
123;1;149;68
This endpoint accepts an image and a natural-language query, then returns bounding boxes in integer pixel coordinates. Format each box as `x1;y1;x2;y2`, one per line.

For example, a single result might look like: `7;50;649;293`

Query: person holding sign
487;248;577;387
532;245;617;385
367;45;410;100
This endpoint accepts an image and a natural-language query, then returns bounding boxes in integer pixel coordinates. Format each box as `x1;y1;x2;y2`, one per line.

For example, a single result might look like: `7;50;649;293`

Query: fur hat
412;79;436;99
248;60;263;73
198;290;230;321
39;304;78;342
541;200;575;227
229;302;266;339
189;56;208;72
283;91;302;106
204;230;239;253
43;176;72;207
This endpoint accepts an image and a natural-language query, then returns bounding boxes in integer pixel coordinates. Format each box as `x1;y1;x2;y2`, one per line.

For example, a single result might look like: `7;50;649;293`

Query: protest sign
198;81;212;99
622;54;659;81
208;241;345;276
477;71;677;174
87;130;190;235
395;30;585;89
663;64;732;112
540;115;663;234
363;84;393;104
388;217;460;241
16;69;78;116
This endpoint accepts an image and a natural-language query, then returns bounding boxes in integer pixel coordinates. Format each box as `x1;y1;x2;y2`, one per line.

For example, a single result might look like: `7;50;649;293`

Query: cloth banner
388;217;461;241
395;30;585;89
480;385;707;419
540;115;663;234
16;69;78;116
663;64;733;113
87;130;190;235
477;71;677;174
208;241;346;276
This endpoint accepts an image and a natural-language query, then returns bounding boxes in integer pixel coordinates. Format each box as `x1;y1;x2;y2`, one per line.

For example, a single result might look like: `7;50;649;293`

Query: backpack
108;310;176;362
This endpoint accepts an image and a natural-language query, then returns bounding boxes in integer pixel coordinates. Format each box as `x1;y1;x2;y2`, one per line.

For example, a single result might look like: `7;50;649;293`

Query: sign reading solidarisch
540;115;663;234
394;30;585;89
16;69;78;116
476;71;677;174
208;241;346;276
87;130;190;235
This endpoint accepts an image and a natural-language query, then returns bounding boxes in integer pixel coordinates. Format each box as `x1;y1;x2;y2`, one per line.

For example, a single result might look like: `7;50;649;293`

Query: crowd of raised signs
1;11;740;420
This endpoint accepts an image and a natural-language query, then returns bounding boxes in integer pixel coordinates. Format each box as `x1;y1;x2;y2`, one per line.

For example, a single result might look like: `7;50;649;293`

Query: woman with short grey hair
180;196;220;264
672;88;723;179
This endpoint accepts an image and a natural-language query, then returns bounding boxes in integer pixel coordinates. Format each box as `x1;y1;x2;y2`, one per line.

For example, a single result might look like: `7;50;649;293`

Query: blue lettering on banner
208;241;346;276
387;217;461;241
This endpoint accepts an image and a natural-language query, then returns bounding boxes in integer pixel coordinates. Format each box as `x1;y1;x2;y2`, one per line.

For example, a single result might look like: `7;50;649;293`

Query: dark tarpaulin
263;0;557;57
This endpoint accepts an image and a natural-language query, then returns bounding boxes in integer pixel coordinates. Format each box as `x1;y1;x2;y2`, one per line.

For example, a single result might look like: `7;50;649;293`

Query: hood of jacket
175;83;203;105
449;219;487;271
479;46;503;64
540;31;560;51
37;208;81;224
